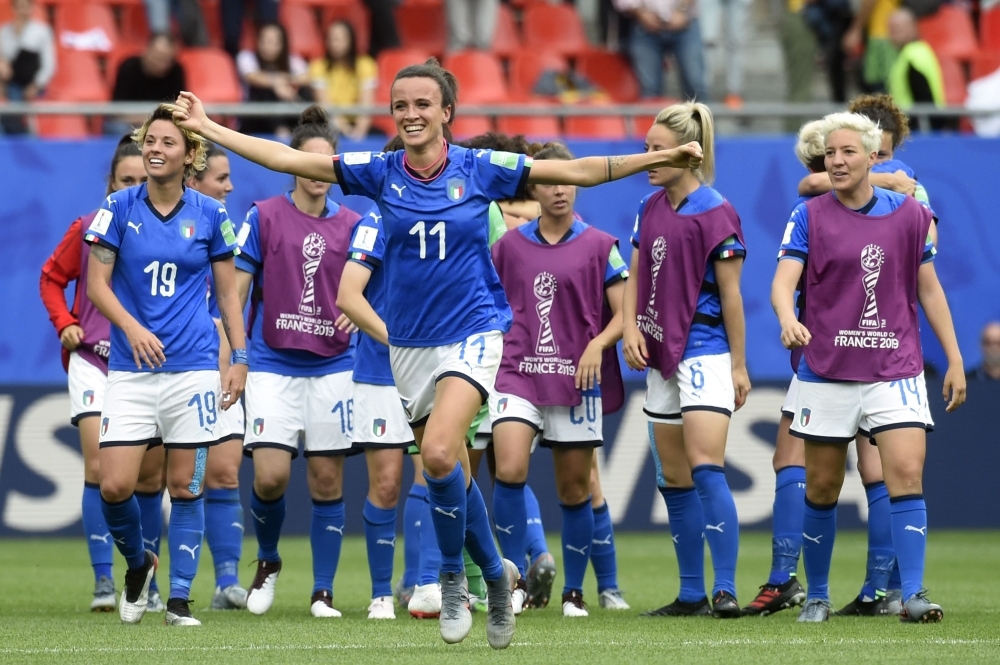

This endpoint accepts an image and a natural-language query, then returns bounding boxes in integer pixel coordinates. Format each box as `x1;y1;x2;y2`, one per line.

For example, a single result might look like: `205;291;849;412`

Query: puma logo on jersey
127;222;142;234
89;533;111;543
592;535;612;546
325;525;344;534
368;211;381;223
143;537;159;548
390;184;407;197
706;522;725;532
251;509;266;524
376;538;396;547
671;534;679;544
905;525;927;536
434;507;458;519
803;533;822;544
566;544;589;556
496;524;514;535
231;522;244;532
179;544;200;558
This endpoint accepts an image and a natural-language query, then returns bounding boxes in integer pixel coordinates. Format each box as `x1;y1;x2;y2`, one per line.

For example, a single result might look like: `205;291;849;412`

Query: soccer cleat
525;552;556;609
408;583;442;619
642;597;711;617
310;590;342;618
469;591;488;613
119;550;157;624
164;598;202;626
835;594;890;617
90;576;116;612
368;595;396;619
598;588;631;611
562;589;589;617
393;578;414;607
797;598;832;622
211;584;248;610
485;558;519;649
899;589;943;623
511;578;528;615
246;560;281;615
712;590;741;619
147;590;166;613
742;577;807;616
885;588;903;615
439;571;473;644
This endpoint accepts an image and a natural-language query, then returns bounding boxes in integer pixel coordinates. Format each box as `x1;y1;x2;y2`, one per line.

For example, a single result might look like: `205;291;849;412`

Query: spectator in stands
842;0;898;93
445;0;498;51
699;0;751;108
800;0;852;103
238;21;311;136
613;0;709;101
363;0;400;57
886;7;952;131
967;322;1000;381
309;20;378;140
778;0;818;131
144;0;209;46
0;0;55;134
106;33;186;135
222;0;280;58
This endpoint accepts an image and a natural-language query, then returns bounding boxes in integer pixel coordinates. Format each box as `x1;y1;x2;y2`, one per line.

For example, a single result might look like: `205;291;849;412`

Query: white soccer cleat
485;558;519;649
212;584;248;610
511;579;528;615
165;598;202;626
439;571;473;643
598;588;631;610
408;583;442;619
310;590;342;618
246;560;281;615
562;589;589;617
367;595;396;619
119;551;157;625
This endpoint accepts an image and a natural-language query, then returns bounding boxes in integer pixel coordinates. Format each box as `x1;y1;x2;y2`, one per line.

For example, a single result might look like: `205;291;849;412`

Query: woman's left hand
732;365;751;411
942;364;967;412
575;340;604;391
220;364;248;410
335;313;359;334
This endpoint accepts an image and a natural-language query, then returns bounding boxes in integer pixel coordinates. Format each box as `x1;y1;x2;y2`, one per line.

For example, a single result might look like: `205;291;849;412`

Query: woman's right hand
780;320;811;349
170;91;208;134
59;324;85;351
124;321;166;369
622;323;648;371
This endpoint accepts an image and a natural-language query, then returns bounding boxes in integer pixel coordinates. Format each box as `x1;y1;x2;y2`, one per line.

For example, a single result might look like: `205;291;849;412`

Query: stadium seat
450;116;494;139
508;50;568;98
491;4;520;59
938;57;967;105
46;50;108;102
373;48;431;135
36;114;92;138
118;3;151;47
564;112;627;139
918;5;978;61
522;4;590;57
55;3;120;52
497;113;560;140
443;51;507;103
395;3;447;55
971;51;1000;81
0;1;44;23
177;48;242;102
575;50;640;102
321;1;372;56
982;7;1000;53
104;44;144;89
280;3;326;60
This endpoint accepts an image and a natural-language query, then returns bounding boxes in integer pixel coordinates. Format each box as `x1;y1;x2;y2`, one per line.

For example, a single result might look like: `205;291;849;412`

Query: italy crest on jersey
82;390;94;407
799;408;811;428
497;397;508;413
253;418;264;436
373;418;386;438
180;222;196;239
101;417;109;436
447;178;465;201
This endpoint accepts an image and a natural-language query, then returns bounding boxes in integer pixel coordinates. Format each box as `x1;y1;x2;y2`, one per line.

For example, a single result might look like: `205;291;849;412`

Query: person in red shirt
39;136;169;614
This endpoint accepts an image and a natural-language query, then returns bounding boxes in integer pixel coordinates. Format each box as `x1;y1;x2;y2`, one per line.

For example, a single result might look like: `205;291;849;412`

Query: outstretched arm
170;92;338;183
527;142;703;186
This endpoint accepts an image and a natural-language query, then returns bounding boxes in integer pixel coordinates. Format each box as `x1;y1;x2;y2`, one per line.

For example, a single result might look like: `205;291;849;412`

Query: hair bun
299;105;331;127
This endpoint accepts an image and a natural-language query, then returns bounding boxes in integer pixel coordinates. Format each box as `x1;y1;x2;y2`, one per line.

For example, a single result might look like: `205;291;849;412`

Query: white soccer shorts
491;392;603;447
644;353;736;423
68;351;106;426
351;382;414;449
218;395;245;441
781;374;800;419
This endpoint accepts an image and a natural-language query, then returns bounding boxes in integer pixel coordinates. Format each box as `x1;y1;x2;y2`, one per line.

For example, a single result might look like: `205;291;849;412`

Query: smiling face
644;123;688;189
189;155;233;203
824;129;876;194
295;137;335;198
390;77;450;151
141;119;193;183
111;155;148;192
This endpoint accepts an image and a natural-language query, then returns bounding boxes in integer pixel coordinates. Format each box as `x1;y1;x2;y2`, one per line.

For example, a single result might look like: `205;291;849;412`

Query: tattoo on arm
220;307;234;347
605;157;612;183
91;245;116;265
608;156;628;181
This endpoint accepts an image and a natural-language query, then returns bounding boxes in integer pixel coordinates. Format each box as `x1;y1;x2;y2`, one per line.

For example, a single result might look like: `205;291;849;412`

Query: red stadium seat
522;4;590;57
971;51;1000;81
321;1;372;56
575;50;640;102
199;0;224;48
492;4;520;59
118;3;151;47
373;48;431;135
443;51;507;103
918;5;978;61
36;114;92;138
0;2;44;23
46;50;108;101
497;113;560;139
55;3;120;52
177;48;242;102
395;3;447;55
982;7;1000;53
938;57;967;105
450;116;494;139
280;4;326;60
564;112;627;139
508;50;567;98
104;44;145;89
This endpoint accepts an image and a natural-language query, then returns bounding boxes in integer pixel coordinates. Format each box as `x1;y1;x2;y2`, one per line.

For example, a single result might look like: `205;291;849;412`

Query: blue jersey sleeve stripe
332;157;350;196
714;248;746;260
604;273;626;288
84;234;119;251
209;249;237;262
349;254;380;269
921;249;935;263
513;162;531;200
778;249;807;262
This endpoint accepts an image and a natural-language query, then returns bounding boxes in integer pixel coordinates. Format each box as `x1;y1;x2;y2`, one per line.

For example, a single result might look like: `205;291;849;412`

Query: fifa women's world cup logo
859;244;885;329
645;237;667;318
534;272;558;356
299;233;327;316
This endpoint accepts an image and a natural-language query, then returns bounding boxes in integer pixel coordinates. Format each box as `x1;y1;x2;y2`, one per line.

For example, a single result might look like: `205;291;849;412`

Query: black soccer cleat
742;577;807;616
835;594;890;617
642;596;711;617
712;590;742;619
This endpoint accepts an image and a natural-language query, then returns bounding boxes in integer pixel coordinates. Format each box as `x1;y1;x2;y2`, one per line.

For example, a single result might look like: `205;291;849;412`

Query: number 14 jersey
84;183;238;372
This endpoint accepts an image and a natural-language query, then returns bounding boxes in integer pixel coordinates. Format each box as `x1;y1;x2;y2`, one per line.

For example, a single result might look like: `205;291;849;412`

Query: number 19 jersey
334;145;531;347
84;184;238;372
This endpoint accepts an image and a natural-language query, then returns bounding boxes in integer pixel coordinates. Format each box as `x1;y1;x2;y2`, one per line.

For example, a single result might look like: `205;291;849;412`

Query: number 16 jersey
84;183;238;373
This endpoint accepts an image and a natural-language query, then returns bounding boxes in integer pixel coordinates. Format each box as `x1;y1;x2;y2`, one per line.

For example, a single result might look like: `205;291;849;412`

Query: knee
206;464;240;490
100;477;135;504
805;471;842;504
254;469;289;499
421;441;457;479
370;470;401;508
557;478;590;506
84;457;101;484
661;466;693;488
494;456;528;485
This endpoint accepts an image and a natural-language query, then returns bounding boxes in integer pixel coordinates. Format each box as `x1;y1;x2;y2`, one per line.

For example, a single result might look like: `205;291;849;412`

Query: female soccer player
773;112;965;623
186;144;249;610
233;108;361;620
490;141;628;618
170;57;701;649
39;136;167;613
623;103;749;620
85;105;247;627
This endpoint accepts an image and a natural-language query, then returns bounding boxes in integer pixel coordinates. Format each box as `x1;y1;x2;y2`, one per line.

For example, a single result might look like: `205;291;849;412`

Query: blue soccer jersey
84;184;238;372
333;145;530;347
235;193;355;377
777;187;936;382
347;207;393;386
872;159;936;218
630;185;746;360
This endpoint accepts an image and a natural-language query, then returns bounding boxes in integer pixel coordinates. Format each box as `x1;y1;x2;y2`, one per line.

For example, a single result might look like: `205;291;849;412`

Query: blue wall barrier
3;135;1000;385
1;379;997;537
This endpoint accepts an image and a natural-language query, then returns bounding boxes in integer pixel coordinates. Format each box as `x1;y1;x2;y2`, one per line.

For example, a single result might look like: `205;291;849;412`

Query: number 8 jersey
84;183;239;372
333;145;531;347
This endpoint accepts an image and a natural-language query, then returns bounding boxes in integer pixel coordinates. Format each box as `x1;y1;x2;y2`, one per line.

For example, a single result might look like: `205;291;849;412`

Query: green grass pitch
1;532;998;664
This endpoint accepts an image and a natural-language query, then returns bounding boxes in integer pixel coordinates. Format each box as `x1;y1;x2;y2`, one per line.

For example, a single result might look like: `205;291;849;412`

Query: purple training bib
75;211;111;373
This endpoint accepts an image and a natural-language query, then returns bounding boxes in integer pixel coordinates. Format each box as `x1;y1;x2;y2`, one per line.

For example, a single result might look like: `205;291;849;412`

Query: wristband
231;348;248;366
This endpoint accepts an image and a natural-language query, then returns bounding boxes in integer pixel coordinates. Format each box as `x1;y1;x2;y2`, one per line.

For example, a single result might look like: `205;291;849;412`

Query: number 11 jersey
84;183;238;372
